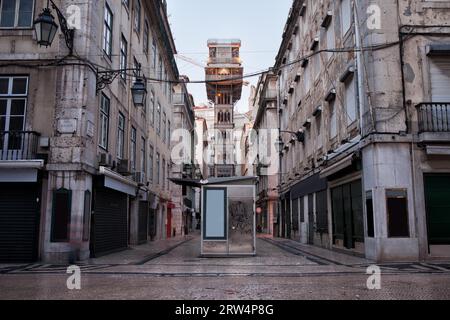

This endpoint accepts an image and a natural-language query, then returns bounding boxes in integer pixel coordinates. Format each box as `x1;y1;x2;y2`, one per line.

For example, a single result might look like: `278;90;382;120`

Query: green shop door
425;174;450;246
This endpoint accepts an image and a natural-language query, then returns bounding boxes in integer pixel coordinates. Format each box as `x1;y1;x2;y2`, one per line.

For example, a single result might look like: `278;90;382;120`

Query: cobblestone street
1;236;449;300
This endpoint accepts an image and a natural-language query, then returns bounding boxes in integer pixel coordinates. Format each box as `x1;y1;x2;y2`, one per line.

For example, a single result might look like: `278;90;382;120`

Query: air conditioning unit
98;153;113;168
117;159;131;175
133;172;146;185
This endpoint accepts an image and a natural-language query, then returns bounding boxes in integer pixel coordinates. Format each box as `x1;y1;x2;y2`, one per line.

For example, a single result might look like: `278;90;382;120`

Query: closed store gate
138;201;149;244
0;183;40;263
425;174;450;246
90;187;128;257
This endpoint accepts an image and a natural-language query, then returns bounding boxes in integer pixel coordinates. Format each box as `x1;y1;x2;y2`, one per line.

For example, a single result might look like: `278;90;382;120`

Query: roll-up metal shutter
138;201;149;244
430;58;450;101
91;187;128;257
0;183;40;262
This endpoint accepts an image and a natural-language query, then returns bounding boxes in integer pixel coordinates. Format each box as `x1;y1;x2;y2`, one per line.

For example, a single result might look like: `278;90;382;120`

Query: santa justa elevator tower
205;39;244;177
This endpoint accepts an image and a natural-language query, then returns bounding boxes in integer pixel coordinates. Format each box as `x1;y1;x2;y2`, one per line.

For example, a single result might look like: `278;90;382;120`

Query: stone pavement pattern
1;235;450;300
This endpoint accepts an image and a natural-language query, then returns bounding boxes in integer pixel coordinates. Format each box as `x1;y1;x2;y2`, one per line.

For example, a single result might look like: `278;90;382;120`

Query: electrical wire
0;39;408;86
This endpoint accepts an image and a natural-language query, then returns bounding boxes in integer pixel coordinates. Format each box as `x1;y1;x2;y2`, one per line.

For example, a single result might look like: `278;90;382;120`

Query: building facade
171;77;196;236
275;0;450;262
251;72;279;237
0;0;186;263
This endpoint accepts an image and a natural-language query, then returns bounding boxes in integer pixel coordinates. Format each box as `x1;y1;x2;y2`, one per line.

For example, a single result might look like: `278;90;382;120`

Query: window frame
0;0;35;29
103;2;113;59
117;112;126;160
99;93;110;151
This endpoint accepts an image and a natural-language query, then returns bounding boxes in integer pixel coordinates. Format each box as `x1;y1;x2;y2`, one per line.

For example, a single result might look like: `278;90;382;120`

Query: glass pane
0;117;5;131
0;79;9;94
12;78;27;94
204;189;226;239
8;116;24;131
0;100;7;115
10;99;25;115
17;0;33;27
0;0;16;27
228;186;255;254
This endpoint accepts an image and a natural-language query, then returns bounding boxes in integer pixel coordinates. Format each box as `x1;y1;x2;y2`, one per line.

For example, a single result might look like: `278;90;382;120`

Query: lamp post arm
49;0;74;54
96;67;144;93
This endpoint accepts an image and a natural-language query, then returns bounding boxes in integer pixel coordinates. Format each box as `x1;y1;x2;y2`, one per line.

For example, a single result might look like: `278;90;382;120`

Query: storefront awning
100;166;137;196
0;160;44;183
320;154;354;178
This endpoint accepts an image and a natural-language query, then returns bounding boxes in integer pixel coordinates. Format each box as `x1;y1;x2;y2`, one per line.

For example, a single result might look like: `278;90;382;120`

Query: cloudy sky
166;0;292;113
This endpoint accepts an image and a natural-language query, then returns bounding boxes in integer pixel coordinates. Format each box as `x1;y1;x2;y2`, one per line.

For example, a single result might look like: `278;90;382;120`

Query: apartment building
251;72;279;237
0;0;183;263
274;0;450;262
171;77;196;236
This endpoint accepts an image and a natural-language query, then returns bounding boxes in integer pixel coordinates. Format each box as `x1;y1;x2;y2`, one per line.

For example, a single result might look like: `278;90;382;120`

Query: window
152;40;157;73
341;0;352;35
103;3;113;58
140;137;146;176
158;56;163;80
303;65;310;93
162;112;166;142
131;126;137;172
386;189;410;238
313;47;320;80
162;158;166;189
156;103;161;135
156;152;160;184
166;162;170;190
326;17;335;60
117;113;125;159
316;114;323;149
149;145;154;183
51;188;72;243
344;76;357;124
149;90;155;126
143;20;149;54
99;94;110;150
329;99;337;139
0;76;28;150
0;0;34;28
430;57;450;101
167;120;171;145
120;35;128;80
134;0;141;33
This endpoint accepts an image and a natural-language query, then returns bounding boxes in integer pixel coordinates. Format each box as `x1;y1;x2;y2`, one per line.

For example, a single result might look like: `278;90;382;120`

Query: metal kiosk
200;177;257;257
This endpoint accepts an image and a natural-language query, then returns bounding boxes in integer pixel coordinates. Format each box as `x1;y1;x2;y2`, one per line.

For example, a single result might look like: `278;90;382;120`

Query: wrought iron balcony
0;131;41;161
417;103;450;133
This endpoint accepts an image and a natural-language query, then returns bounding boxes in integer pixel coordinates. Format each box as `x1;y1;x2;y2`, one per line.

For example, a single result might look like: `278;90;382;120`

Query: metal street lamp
131;77;147;107
33;0;75;53
33;8;58;47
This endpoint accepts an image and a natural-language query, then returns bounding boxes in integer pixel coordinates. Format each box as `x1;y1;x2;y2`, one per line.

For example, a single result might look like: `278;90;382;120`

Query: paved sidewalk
86;234;195;265
264;238;373;266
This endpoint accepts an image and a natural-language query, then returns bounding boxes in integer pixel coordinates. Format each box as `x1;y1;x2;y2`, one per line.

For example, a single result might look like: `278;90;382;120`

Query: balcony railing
417;103;450;133
0;131;41;161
